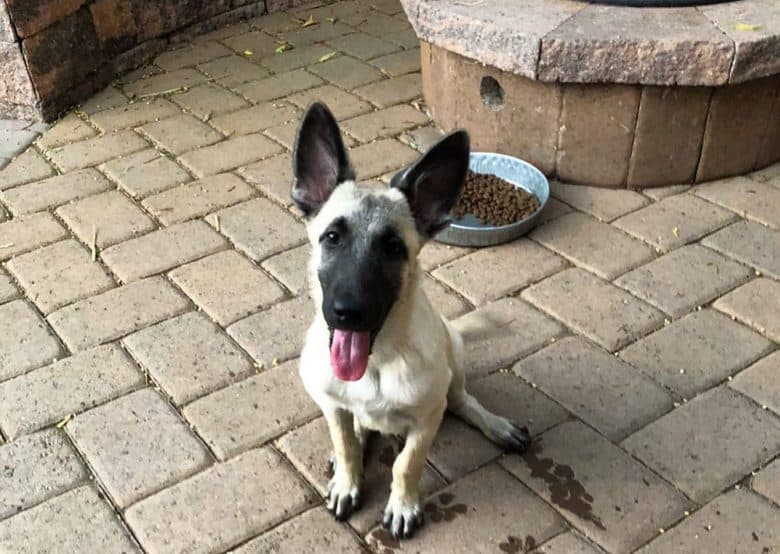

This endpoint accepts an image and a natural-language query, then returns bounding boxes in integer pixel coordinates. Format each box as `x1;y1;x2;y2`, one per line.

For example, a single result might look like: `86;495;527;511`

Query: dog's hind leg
446;361;531;453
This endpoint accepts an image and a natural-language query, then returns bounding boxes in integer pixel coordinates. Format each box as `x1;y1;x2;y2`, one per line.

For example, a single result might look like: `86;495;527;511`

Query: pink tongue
330;330;371;381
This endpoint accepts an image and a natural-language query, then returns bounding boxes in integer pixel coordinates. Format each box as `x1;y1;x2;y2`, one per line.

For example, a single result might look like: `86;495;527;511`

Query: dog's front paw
327;473;360;521
383;494;424;539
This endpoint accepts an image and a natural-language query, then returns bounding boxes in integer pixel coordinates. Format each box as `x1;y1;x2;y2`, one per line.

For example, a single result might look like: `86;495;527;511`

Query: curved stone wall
0;0;306;121
423;43;780;188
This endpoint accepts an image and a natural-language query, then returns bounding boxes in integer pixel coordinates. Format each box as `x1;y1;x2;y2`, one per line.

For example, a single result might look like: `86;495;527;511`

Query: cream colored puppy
294;102;530;539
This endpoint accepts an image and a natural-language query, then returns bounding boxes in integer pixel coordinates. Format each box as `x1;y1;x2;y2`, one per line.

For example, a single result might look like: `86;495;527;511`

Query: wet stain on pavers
424;491;468;523
498;534;537;553
367;527;400;554
522;439;606;530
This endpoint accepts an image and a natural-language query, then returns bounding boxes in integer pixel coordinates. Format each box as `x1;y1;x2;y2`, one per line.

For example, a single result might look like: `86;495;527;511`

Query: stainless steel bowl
435;152;550;247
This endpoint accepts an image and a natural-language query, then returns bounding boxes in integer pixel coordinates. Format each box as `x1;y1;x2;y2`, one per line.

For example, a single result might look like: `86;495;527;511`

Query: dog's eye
322;231;340;245
383;237;407;258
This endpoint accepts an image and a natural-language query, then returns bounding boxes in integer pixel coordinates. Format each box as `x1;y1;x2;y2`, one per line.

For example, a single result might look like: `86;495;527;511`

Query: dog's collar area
328;327;378;354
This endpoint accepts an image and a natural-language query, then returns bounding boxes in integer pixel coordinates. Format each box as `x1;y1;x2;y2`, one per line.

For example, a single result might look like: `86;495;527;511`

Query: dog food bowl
435;152;550;247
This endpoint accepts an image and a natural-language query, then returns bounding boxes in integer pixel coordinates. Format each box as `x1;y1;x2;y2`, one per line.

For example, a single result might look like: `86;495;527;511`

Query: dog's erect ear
390;130;470;238
292;102;355;216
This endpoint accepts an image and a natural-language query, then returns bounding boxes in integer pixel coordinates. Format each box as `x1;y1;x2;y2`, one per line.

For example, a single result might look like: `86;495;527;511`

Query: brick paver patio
1;1;779;552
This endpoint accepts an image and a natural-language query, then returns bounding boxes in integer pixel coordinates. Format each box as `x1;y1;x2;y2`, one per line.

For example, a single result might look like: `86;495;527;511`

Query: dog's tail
450;311;511;342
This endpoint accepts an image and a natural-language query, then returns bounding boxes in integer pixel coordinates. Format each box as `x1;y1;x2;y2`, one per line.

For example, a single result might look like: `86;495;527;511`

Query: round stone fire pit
402;0;780;188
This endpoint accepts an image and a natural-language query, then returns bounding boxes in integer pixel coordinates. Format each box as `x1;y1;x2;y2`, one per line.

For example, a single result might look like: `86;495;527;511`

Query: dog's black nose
332;298;365;327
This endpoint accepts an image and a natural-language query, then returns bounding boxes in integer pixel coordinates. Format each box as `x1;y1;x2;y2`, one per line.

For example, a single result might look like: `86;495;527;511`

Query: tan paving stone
56;190;157;249
418;241;472;271
79;86;129;115
0;486;140;553
89;98;180;132
47;130;148;172
228;295;312;366
0;148;55;189
222;31;279;58
537;197;575;225
369;48;420;76
360;10;411;35
170;250;286;325
35;114;97;151
432;239;566;305
6;240;115;314
180;133;284;177
211;103;299;137
523;268;665;351
421;274;470;319
123;311;254;406
261;244;311;294
427;414;501;480
530;212;656;279
100;149;192;198
234;69;323;104
347;138;419;179
453;297;566;377
694;176;780;229
326;32;399;60
276;417;446;533
731;351;780;416
503;421;692;554
67;388;211;507
620;309;773;399
354;72;421;108
515;337;674;440
171;83;249;118
287;84;372;120
622;387;780;503
702;220;780;279
469;372;569;436
550;180;649;222
714;278;780;341
47;276;190;352
154;40;232;70
0;429;87;520
384;28;419;48
284;22;354;46
613;193;737;252
399;123;444;152
101;220;228;282
0;344;142;439
122;68;207;99
0;271;19;304
636;489;780;554
237;154;295;207
0;300;63;382
0;213;68;261
341;104;428;143
259;44;336;74
615;244;752;318
308;55;384;89
140;114;224;155
1;168;112;216
230;507;363;554
198;56;271;88
532;532;603;553
142;173;255;225
370;0;404;15
207;197;306;261
752;458;780;506
641;184;691;201
125;447;316;554
264;120;311;150
184;359;319;459
366;464;566;553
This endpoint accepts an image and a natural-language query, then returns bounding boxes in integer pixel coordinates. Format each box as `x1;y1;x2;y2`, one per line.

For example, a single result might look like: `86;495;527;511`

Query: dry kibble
453;170;540;226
